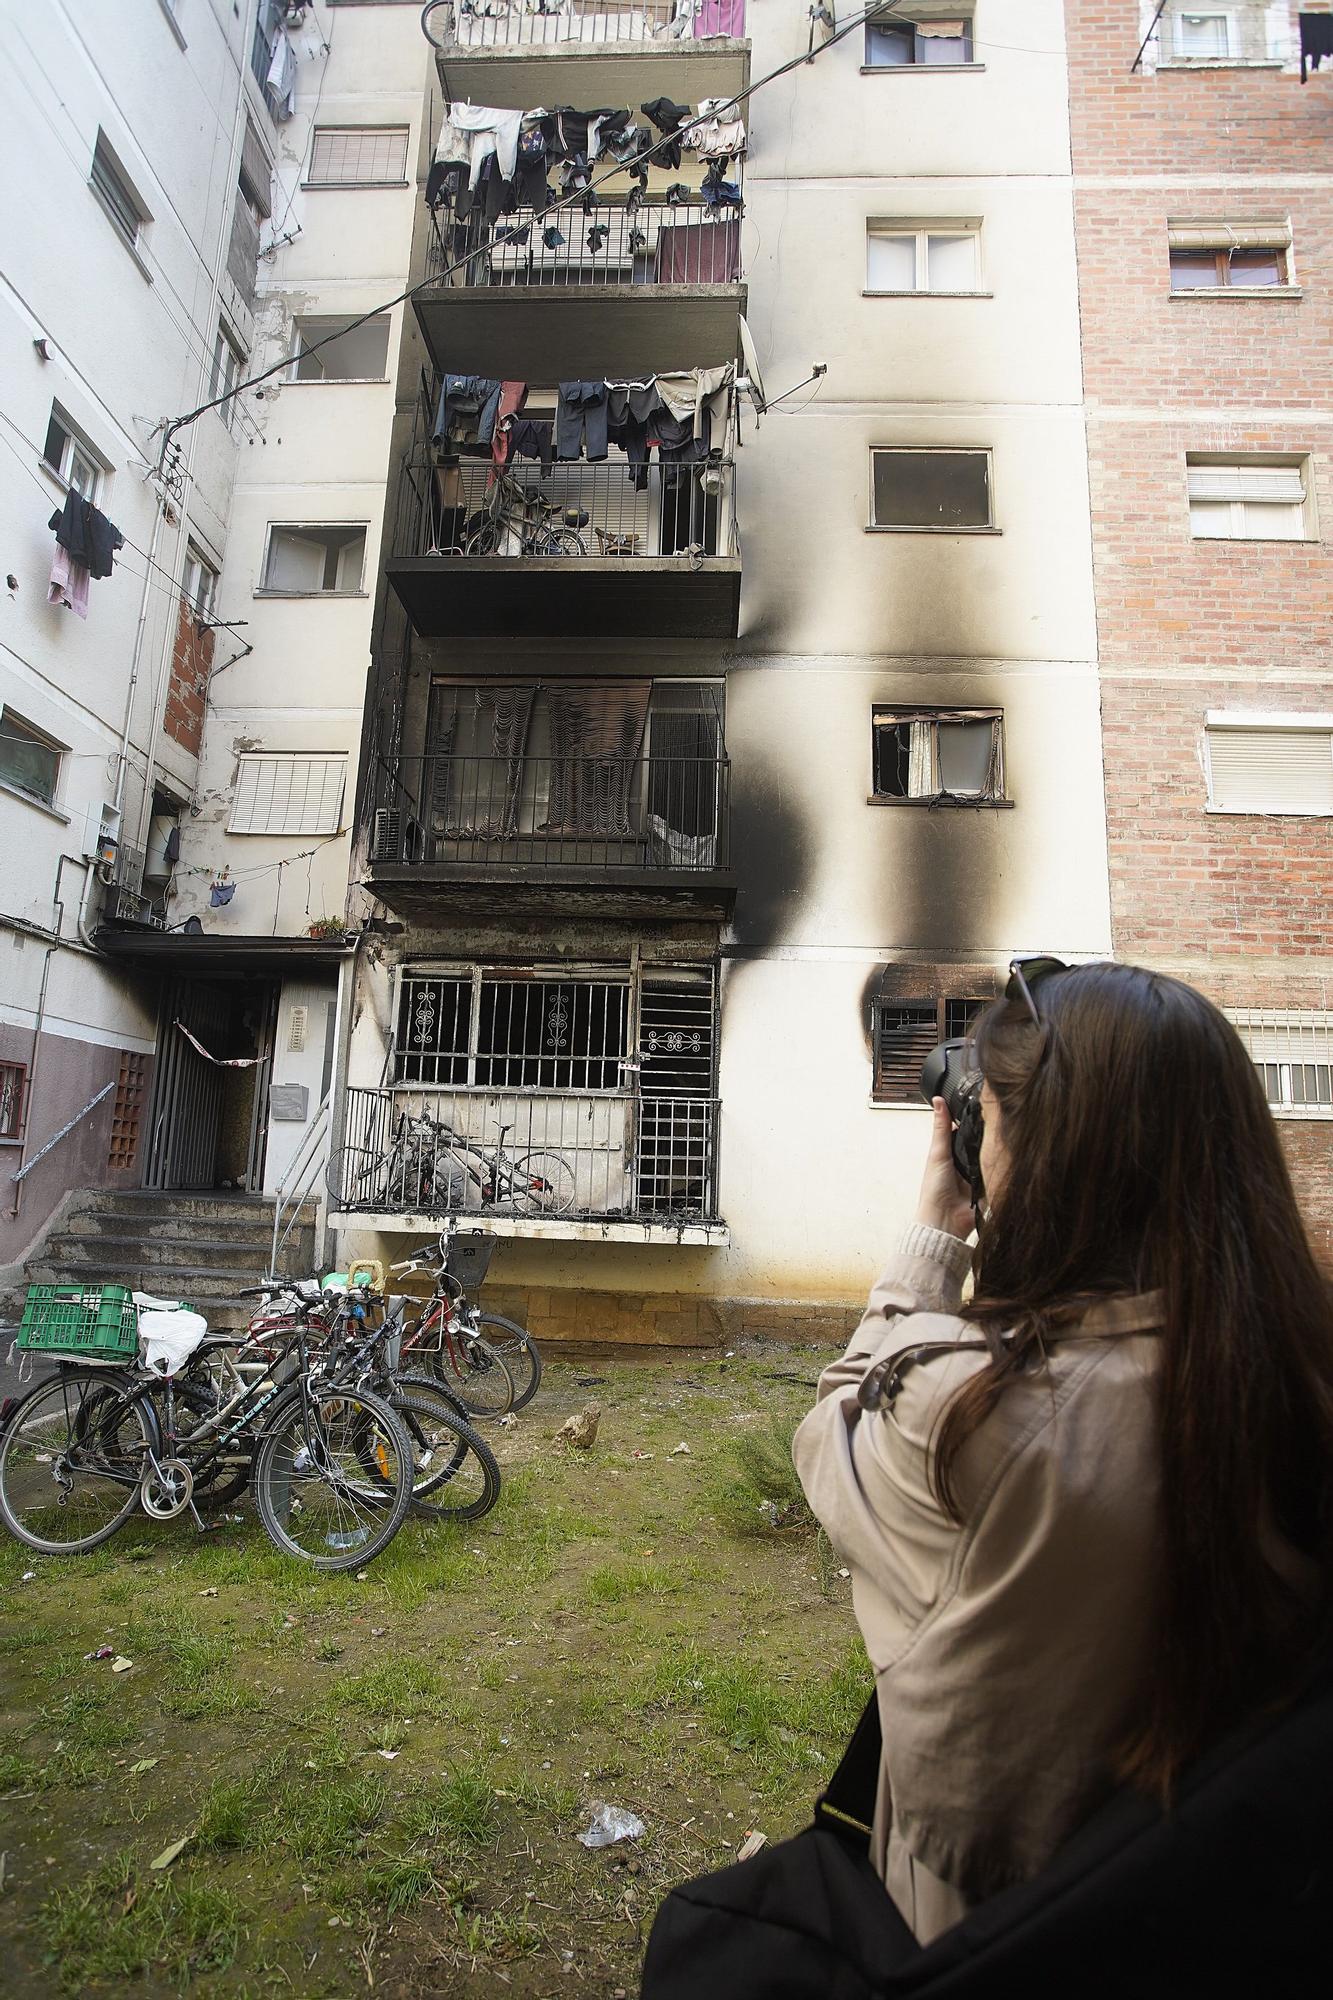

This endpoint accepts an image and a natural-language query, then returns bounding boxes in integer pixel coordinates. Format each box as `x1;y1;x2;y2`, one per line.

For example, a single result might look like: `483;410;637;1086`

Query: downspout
10;852;88;1218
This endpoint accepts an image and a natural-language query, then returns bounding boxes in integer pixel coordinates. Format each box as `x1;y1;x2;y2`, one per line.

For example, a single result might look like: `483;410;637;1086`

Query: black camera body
919;1038;985;1203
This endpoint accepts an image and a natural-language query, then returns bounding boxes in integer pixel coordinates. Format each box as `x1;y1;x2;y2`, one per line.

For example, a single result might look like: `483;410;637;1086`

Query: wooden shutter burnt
873;1003;938;1104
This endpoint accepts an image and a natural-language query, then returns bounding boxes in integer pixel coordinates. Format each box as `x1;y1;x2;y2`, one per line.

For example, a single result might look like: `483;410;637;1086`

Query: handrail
10;1081;116;1183
270;1091;331;1274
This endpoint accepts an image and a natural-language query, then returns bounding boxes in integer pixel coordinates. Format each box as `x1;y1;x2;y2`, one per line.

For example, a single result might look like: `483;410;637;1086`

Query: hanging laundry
556;382;610;462
47;544;90;620
663;182;693;205
587;223;609;252
209;873;236;909
543;223;566;248
1300;12;1333;77
495;223;531;245
491;382;527;468
163;824;182;867
48;490;124;580
434;375;504;449
639;96;691;169
265;26;296;122
447;102;525;190
516;118;549;206
656;217;741;281
504;417;554;469
701;161;743;209
684;100;747;159
695;0;745;34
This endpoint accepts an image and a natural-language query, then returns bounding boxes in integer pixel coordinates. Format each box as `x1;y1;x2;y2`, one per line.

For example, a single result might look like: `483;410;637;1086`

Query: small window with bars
229;754;347;835
308;127;409;187
108;1052;148;1168
0;1061;28;1142
872;995;991;1105
395;971;631;1091
1229;1011;1333;1119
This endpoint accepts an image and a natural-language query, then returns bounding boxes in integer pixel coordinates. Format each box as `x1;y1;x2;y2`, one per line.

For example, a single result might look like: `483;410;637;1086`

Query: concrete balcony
422;0;749;119
385;451;740;639
415;197;745;378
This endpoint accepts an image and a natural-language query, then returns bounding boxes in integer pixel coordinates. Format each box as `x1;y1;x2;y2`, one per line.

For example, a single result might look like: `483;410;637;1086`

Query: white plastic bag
136;1306;209;1377
577;1804;646;1849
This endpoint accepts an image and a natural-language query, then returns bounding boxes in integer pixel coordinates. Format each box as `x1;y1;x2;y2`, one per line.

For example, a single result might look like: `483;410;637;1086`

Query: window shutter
1167;220;1290;251
230;755;348;834
1207;728;1333;813
239;117;273;218
874;1005;938;1103
310;127;408;185
1186;464;1305;504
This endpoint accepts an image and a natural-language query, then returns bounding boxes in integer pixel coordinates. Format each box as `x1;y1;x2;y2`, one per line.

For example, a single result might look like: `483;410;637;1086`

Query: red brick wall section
163;595;214;757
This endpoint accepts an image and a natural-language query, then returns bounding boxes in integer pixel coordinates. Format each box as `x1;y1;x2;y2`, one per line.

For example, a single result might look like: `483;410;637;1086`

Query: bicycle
461;466;588;556
392;1233;543;1413
337;1108;576;1221
0;1295;415;1573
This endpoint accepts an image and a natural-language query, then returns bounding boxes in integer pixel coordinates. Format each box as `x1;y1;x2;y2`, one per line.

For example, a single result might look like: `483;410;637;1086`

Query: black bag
642;1664;1333;1998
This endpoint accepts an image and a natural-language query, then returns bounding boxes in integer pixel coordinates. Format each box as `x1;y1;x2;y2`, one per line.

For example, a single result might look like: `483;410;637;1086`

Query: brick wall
1068;0;1333;1262
163;595;214;756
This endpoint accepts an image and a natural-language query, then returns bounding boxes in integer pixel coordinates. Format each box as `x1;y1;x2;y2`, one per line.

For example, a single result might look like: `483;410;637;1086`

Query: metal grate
310;126;409;185
395;973;630;1090
430;0;742;52
0;1061;28;1143
1229;1010;1333;1119
873;996;991;1104
108;1052;148;1169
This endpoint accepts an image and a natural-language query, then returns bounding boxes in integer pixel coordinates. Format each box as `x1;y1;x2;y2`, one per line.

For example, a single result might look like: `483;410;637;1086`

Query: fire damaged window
870;449;993;531
395;972;629;1090
872;708;1006;804
866;11;975;66
872;996;991;1105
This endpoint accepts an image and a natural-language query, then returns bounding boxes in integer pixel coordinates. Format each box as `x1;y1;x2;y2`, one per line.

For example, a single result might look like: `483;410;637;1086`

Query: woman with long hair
792;959;1333;1946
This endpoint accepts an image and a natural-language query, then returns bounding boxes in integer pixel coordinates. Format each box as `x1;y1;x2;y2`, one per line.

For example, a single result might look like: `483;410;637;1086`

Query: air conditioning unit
371;809;424;863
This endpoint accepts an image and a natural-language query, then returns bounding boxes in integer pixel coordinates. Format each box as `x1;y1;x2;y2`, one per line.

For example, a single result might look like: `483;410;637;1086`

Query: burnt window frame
868;446;998;534
864;13;976;69
871;994;992;1106
869;705;1010;808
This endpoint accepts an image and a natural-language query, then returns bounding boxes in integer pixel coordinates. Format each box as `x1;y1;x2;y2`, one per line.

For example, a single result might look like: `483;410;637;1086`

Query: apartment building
327;0;1112;1339
1066;0;1333;1258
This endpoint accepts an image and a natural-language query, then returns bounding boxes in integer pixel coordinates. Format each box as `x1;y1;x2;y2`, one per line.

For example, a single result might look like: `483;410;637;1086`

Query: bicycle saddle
563;508;590;528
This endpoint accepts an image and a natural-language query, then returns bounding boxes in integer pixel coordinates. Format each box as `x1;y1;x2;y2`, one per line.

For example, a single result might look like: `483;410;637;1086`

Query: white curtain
907;721;935;797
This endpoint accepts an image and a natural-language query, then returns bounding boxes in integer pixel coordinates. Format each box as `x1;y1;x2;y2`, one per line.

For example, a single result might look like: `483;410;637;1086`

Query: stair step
66;1192;316;1225
42;1237;312;1273
60;1215;311;1246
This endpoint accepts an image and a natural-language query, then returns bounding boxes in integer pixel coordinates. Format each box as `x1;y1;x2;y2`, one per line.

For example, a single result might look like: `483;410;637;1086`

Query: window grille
229;754;347;835
0;1062;27;1142
873;995;991;1104
309;127;409;186
395;972;630;1091
108;1053;147;1167
1229;1012;1333;1119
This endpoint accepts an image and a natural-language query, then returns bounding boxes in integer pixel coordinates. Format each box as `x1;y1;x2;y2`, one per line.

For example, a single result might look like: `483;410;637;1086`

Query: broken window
865;12;974;66
871;448;993;530
872;708;1005;803
872;994;992;1105
262;524;367;592
290;315;392;381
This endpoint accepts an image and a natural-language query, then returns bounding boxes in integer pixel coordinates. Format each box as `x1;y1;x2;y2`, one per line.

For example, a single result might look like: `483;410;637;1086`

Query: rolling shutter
230;755;347;834
1206;728;1333;813
873;1003;938;1104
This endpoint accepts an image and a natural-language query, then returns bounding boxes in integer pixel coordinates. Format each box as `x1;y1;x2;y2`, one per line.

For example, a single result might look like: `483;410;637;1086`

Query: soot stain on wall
727;755;815;952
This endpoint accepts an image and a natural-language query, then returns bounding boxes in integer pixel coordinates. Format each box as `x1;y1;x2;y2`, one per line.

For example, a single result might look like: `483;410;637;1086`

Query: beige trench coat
792;1224;1166;1945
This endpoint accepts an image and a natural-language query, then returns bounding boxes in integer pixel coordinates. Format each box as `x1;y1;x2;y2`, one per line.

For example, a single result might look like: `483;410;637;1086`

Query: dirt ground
0;1350;864;1997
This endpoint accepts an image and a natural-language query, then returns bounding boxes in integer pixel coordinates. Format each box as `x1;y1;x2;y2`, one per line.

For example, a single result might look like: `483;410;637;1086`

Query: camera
919;1039;985;1203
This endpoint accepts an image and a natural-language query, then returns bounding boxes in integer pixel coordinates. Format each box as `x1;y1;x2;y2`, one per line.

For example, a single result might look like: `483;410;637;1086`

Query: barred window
872;995;990;1104
308;127;409;186
395;972;629;1091
0;1061;27;1142
1229;1012;1333;1119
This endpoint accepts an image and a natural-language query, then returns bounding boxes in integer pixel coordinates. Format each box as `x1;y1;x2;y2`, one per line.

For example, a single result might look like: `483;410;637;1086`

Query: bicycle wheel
430;1332;515;1421
534;525;586;556
511;1150;577;1216
0;1369;155;1555
252;1386;413;1572
462;515;502;557
390;1384;500;1522
469;1312;542;1411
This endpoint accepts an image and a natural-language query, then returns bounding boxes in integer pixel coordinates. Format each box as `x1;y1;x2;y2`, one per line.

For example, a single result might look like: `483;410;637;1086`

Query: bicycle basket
16;1284;139;1358
445;1231;495;1292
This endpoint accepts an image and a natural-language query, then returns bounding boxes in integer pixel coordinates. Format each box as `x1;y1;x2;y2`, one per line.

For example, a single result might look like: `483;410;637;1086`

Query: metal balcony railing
369;751;731;874
333;1084;722;1227
426;196;742;289
394;451;737;562
423;0;746;53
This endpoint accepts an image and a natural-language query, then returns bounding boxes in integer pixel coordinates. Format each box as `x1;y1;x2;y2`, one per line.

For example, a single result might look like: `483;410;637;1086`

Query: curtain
544;681;652;836
475;684;538;836
907;721;935;798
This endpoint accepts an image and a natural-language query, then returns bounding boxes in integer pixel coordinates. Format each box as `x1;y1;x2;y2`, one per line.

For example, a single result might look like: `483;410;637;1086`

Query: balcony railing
426;197;742;291
394;451;736;562
333;1084;722;1227
369;752;730;875
423;0;746;53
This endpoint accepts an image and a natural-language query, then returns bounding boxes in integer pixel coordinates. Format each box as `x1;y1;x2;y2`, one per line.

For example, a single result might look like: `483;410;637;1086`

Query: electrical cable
159;0;914;446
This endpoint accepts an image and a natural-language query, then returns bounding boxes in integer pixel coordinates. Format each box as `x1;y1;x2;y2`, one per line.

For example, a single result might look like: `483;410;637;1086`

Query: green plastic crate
16;1284;139;1358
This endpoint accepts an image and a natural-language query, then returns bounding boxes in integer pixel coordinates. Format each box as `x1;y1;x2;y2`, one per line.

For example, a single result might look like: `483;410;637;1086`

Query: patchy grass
0;1351;862;1996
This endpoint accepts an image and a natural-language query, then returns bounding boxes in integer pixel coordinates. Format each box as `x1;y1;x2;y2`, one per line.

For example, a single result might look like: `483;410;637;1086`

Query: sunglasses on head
1005;955;1070;1029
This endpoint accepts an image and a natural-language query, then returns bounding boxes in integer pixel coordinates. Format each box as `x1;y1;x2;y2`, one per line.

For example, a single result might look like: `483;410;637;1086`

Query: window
0;709;65;809
1204;715;1333;814
308;127;409;187
0;1061;28;1143
867;223;980;293
210;323;246;426
1168;220;1291;290
261;524;367;593
872;995;991;1105
182;546;218;620
1186;457;1310;540
1174;10;1230;56
290;315;392;381
872;707;1005;803
90;131;149;250
871;448;993;530
229;754;348;834
42;407;103;501
1229;1012;1333;1119
866;11;973;65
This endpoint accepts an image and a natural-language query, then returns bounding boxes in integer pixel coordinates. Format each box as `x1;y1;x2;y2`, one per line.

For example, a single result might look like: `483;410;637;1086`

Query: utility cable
159;0;913;448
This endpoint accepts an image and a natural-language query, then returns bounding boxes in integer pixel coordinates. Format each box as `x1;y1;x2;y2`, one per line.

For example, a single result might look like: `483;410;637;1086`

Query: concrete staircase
26;1189;319;1332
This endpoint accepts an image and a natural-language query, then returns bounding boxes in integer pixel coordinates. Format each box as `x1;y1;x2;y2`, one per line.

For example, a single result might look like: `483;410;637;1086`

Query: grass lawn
0;1351;864;1997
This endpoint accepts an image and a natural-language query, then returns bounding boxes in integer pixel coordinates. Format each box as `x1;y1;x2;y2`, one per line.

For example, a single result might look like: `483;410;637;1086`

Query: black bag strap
813;1690;883;1852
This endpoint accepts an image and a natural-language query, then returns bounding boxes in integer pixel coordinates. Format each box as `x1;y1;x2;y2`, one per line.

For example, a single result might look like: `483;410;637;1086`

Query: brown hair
934;963;1333;1798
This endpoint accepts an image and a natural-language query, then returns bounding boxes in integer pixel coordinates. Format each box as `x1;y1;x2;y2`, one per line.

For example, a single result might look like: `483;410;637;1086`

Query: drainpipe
10;852;88;1219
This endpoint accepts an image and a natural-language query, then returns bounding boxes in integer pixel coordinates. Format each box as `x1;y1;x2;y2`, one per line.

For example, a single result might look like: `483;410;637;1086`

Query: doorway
143;977;278;1191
